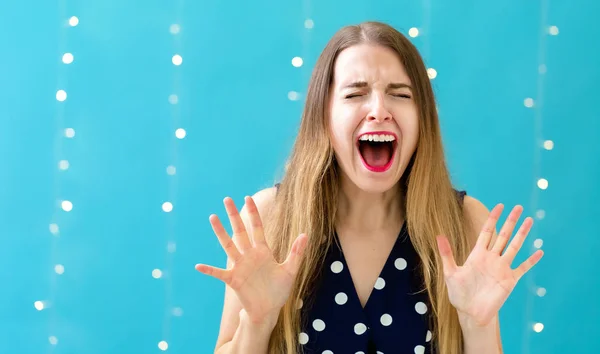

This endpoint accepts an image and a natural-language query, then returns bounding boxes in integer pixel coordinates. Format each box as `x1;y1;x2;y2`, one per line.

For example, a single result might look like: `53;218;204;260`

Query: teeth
358;133;396;142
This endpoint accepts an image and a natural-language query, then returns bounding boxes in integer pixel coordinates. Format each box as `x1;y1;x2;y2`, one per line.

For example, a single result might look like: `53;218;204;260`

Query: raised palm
436;204;544;327
195;196;308;324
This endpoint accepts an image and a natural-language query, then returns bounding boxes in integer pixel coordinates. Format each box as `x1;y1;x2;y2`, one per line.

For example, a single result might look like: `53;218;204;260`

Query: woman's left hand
436;204;544;327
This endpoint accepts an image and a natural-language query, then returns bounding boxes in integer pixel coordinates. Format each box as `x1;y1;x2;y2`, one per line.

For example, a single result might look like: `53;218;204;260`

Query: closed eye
392;93;411;99
345;93;363;99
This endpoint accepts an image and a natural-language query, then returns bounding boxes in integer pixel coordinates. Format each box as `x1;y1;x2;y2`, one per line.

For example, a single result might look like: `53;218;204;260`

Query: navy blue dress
275;184;466;354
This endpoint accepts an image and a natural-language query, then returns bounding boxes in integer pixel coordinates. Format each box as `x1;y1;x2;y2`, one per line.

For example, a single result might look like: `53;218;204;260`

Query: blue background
1;0;598;353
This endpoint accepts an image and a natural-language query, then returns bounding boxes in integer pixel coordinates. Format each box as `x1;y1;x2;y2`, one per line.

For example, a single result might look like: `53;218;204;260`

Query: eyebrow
342;81;412;90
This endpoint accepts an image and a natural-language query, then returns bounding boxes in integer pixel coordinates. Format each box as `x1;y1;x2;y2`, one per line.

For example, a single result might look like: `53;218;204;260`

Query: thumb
281;233;308;275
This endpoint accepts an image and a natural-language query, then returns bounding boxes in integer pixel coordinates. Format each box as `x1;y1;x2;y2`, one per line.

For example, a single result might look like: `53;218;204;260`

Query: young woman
196;21;544;354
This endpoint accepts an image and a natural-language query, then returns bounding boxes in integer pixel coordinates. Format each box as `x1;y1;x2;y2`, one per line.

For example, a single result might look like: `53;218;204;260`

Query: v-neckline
333;220;407;310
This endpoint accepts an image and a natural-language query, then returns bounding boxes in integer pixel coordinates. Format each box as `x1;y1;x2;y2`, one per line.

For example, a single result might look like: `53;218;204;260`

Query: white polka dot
355;352;365;354
322;351;333;354
374;277;386;290
297;299;304;309
394;257;407;270
377;352;384;354
330;261;343;273
414;345;425;354
354;322;367;335
426;330;432;342
313;319;326;331
298;332;309;345
380;314;393;326
415;302;428;314
335;292;348;305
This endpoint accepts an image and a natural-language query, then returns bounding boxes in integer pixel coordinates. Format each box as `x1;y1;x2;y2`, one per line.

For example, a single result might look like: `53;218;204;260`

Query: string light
408;27;420;38
43;6;79;348
288;91;300;101
157;4;185;350
523;0;554;351
62;53;74;64
426;68;437;80
291;56;303;67
68;16;78;27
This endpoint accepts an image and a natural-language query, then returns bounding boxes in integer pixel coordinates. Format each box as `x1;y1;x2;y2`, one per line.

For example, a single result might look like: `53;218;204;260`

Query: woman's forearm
460;314;502;354
216;309;278;354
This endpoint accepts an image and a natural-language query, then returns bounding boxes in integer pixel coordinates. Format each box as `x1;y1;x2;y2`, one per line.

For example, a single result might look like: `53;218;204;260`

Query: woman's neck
335;177;405;234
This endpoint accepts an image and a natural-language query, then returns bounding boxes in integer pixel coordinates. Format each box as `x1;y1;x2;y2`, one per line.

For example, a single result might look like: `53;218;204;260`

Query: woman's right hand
196;196;309;325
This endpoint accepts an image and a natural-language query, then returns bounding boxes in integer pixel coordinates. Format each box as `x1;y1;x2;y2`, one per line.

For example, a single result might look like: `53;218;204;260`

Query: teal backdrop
1;0;598;353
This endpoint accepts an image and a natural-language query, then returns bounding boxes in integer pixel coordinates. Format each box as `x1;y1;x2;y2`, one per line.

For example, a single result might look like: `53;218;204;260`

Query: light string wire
42;1;75;351
159;0;186;351
301;0;313;88
523;0;552;352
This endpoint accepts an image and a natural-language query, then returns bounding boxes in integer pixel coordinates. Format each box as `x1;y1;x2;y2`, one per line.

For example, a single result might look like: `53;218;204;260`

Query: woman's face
328;44;419;193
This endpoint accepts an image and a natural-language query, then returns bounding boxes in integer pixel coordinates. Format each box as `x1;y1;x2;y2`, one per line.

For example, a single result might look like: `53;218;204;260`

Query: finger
209;214;242;263
476;204;504;250
244;196;266;246
223;197;252;252
501;217;534;263
195;263;232;283
491;205;523;254
513;250;544;281
282;233;309;275
436;235;458;277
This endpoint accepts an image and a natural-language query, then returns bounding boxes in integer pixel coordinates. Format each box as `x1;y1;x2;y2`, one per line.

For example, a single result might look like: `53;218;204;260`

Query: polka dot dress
272;183;466;354
294;190;468;354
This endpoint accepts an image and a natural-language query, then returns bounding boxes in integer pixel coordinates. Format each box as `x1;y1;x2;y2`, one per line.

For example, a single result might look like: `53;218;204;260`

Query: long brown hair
263;21;472;354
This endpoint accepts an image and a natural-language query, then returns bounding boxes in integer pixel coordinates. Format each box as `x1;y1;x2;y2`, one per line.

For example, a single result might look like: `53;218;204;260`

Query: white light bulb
172;54;183;66
69;16;79;27
166;165;176;175
62;53;74;64
167;242;176;253
49;336;58;345
524;98;534;108
55;264;65;274
56;90;67;102
292;57;303;68
533;322;544;333
535;209;545;220
162;202;173;212
49;223;59;235
536;287;547;297
537;178;548;190
34;301;45;310
61;200;73;212
152;269;163;279
408;27;419;37
549;26;559;35
169;24;180;34
168;94;178;105
158;341;169;351
172;307;183;316
427;68;437;79
533;239;543;249
175;128;186;139
288;91;300;101
543;140;554;150
304;19;314;29
59;160;70;170
65;128;75;138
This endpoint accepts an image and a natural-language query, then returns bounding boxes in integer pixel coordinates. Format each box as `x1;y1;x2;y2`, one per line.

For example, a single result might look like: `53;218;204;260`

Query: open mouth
357;132;398;173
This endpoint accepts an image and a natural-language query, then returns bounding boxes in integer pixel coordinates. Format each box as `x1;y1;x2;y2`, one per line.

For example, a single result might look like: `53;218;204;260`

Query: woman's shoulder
243;185;278;221
461;194;496;248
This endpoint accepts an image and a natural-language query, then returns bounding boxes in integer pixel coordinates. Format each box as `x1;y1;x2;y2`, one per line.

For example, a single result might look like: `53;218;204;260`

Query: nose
366;94;392;122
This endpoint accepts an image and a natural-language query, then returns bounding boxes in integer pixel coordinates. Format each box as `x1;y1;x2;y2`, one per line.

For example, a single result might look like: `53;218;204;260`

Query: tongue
361;142;392;167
